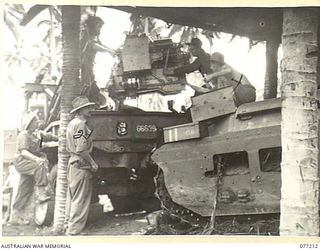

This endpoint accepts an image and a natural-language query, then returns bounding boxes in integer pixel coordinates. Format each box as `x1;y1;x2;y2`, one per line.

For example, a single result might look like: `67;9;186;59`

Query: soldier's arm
173;58;202;75
39;131;58;142
204;66;232;82
91;41;116;56
17;132;46;165
20;150;45;165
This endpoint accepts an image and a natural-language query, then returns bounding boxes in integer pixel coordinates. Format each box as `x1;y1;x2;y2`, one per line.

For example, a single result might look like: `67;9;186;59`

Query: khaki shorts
233;84;256;107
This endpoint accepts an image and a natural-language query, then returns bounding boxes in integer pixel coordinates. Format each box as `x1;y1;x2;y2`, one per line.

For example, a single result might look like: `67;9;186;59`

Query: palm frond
4;54;13;62
42;30;50;43
52;7;62;23
3;11;20;41
22;56;34;62
10;4;25;15
7;9;22;21
7;74;16;85
201;30;214;48
37;20;52;27
149;26;163;40
213;31;220;39
228;34;237;43
180;27;189;43
248;39;261;51
168;24;183;38
20;5;48;26
191;28;199;38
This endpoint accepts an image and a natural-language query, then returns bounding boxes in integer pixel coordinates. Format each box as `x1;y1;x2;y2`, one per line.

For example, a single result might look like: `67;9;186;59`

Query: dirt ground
2;202;280;237
2;204;151;236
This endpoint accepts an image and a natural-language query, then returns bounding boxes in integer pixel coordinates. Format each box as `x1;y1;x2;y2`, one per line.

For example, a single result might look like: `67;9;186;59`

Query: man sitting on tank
204;52;256;106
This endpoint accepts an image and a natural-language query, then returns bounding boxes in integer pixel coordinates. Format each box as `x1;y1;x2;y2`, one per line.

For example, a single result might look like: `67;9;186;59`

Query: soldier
65;96;99;236
81;16;116;105
9;110;56;225
204;52;256;106
163;37;212;94
163;37;211;77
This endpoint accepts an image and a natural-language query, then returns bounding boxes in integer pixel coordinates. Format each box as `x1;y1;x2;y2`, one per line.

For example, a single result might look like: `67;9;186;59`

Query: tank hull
152;97;282;217
88;110;189;202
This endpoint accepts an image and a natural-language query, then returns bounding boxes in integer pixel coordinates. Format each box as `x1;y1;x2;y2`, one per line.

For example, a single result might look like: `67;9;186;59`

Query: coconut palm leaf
43;28;59;44
7;74;16;85
5;4;24;22
37;20;52;27
168;24;183;37
248;39;261;51
3;11;20;41
214;31;221;39
20;5;48;26
149;26;163;40
4;54;12;62
9;4;25;15
191;27;200;38
180;27;190;43
52;7;62;23
7;9;22;21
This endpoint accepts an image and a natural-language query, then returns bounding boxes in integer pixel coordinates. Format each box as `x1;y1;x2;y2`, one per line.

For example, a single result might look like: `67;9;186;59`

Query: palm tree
3;4;26;85
280;8;319;236
16;5;99;232
4;4;64;89
52;5;81;232
38;6;62;80
264;39;280;99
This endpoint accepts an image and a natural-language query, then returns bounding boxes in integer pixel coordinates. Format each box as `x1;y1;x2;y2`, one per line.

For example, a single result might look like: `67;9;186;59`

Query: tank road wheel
35;200;55;226
48;164;57;196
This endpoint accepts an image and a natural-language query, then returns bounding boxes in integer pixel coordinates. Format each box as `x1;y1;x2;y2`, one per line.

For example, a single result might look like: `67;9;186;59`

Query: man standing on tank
65;96;99;236
163;37;213;93
81;15;116;105
163;37;211;77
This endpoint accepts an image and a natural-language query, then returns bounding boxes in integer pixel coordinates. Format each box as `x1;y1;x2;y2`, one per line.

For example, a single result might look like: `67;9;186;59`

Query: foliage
3;4;25;80
3;4;62;85
128;13;220;50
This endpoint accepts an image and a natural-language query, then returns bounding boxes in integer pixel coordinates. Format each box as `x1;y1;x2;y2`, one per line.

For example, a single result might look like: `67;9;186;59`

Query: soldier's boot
7;209;29;226
8;208;21;225
35;186;51;203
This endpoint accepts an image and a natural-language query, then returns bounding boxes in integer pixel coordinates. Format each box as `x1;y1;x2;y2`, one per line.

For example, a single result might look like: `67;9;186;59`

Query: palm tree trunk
263;39;279;99
53;5;81;232
49;6;56;78
280;8;319;236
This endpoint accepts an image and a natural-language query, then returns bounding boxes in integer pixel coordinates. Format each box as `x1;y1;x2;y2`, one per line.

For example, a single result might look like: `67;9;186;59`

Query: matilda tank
151;86;282;225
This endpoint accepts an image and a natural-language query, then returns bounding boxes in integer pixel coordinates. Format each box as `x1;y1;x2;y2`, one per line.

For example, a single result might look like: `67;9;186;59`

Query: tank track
155;168;209;227
154;168;281;235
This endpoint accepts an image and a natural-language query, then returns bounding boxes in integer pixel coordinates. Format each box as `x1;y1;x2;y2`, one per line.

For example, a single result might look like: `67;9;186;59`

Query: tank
88;109;189;212
151;86;282;225
35;35;192;222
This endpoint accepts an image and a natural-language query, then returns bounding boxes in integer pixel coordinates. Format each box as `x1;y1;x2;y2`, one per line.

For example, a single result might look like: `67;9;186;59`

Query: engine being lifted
108;35;190;102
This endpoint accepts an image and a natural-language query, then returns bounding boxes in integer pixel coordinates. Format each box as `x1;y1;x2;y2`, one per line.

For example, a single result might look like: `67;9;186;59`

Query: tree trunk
264;39;279;99
53;5;81;232
280;8;319;236
49;6;56;79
